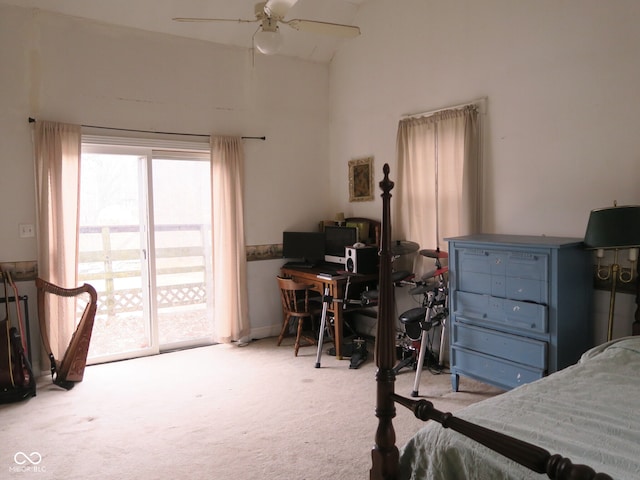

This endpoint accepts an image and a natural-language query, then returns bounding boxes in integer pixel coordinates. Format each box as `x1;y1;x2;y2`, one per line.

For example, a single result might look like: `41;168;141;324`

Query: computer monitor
324;225;358;257
282;231;326;265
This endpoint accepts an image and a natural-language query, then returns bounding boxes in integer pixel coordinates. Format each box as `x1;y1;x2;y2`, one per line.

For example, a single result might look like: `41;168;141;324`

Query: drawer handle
512;306;520;312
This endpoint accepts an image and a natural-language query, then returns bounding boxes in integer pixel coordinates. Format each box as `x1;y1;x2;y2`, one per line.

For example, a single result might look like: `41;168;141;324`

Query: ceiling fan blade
285;19;361;38
264;0;299;19
172;17;258;24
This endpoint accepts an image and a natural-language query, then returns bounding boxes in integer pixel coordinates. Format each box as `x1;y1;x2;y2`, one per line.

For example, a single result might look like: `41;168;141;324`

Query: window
396;103;482;275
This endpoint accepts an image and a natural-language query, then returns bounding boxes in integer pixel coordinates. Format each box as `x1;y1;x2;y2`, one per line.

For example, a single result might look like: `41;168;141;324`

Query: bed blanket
399;336;640;480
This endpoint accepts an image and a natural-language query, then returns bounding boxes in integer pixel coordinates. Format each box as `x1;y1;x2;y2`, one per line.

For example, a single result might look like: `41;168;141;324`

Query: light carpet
0;337;502;479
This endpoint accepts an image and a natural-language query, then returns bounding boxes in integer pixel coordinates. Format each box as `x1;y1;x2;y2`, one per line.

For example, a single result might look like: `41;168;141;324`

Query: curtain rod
402;97;487;119
27;117;266;140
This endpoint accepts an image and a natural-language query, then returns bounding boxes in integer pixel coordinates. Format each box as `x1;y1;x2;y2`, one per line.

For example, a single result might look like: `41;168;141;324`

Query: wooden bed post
370;164;399;480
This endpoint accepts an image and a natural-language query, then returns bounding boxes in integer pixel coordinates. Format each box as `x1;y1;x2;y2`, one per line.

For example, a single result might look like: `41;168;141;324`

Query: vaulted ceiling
0;0;370;63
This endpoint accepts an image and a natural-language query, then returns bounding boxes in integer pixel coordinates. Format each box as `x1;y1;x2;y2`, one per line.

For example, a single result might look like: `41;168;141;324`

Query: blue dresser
447;234;593;391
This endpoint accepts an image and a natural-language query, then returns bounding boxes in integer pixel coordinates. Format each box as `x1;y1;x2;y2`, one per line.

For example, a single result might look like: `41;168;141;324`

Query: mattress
399;336;640;480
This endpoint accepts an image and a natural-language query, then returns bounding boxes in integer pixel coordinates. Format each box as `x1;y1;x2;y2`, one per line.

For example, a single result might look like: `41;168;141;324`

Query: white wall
0;5;331;348
329;0;640;344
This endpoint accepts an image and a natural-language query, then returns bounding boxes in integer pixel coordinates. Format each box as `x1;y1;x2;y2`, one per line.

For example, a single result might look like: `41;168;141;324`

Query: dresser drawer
452;323;547;369
451;347;545;390
455;291;548;334
459;271;492;295
506;277;547;304
459;248;548;275
457;248;492;273
457;249;548;303
461;273;547;303
506;251;548;280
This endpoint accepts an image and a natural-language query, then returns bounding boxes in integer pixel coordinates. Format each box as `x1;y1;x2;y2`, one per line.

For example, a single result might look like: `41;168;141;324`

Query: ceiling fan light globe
254;29;283;54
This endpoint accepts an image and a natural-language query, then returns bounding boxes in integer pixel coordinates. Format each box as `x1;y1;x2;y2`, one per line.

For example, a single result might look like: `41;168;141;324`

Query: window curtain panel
210;136;250;343
396;106;481;275
34;120;82;366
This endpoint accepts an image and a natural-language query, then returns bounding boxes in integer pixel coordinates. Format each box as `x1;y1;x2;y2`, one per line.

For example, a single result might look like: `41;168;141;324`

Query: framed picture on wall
349;156;374;202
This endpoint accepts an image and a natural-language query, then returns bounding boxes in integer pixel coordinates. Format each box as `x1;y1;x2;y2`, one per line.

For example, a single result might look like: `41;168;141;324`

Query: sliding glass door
79;142;213;363
78;149;153;361
151;153;213;350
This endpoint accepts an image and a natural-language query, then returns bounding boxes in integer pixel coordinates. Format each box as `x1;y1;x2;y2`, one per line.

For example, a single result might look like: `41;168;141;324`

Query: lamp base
593;266;637;294
605;265;621;342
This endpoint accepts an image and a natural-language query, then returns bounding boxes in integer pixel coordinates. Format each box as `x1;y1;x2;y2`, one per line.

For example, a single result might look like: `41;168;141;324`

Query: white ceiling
0;0;370;63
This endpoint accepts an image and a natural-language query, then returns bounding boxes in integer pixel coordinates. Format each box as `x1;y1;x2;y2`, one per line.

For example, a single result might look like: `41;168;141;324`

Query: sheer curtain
34;120;82;363
396;105;481;275
210;136;250;343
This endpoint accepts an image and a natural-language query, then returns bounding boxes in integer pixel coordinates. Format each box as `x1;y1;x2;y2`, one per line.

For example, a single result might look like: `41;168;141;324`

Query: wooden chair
36;277;98;390
276;276;320;356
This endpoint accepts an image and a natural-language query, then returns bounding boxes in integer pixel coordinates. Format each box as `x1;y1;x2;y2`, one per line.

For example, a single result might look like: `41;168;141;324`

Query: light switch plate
19;224;35;238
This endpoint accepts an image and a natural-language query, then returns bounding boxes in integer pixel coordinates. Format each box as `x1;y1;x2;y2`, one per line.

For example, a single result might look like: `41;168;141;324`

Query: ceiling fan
173;0;361;55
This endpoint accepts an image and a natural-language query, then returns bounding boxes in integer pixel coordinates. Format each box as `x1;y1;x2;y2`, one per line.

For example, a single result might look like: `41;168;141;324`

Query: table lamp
583;204;640;341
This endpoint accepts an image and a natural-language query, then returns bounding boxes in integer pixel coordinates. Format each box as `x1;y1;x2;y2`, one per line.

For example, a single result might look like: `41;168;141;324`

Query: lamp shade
254;29;283;55
583;205;640;249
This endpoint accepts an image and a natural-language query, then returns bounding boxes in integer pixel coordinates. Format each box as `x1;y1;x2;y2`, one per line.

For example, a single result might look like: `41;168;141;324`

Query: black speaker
345;246;378;274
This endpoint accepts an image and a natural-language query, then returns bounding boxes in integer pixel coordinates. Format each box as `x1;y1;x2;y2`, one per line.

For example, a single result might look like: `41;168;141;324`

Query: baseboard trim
249;324;282;340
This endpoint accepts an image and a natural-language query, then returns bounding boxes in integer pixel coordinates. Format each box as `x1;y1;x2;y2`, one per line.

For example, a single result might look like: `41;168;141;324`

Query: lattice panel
96;283;207;316
157;284;206;308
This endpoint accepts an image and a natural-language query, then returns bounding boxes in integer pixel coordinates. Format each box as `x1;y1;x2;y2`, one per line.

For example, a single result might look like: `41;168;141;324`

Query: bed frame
370;164;615;480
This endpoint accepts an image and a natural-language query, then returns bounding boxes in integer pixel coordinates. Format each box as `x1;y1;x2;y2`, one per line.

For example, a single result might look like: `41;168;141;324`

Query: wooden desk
280;265;377;359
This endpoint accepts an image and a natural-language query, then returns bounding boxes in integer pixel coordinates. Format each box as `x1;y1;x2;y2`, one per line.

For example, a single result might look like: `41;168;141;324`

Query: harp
36;277;98;390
